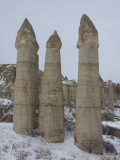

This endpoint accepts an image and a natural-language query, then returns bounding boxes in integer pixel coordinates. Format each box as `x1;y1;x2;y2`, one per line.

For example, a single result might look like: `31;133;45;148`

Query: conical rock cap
19;18;36;36
46;31;62;49
15;18;39;51
77;14;98;48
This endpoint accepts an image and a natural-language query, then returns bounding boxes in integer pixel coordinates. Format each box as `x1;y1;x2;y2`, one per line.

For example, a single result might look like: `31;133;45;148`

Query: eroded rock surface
13;18;39;135
39;31;64;142
74;14;103;154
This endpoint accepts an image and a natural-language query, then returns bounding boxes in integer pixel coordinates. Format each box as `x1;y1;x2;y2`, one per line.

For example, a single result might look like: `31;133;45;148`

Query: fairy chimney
13;18;39;135
74;14;103;154
39;31;64;142
108;80;114;112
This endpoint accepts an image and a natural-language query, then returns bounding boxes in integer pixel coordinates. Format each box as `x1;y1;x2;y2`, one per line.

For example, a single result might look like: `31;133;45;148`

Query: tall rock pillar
108;80;114;112
63;83;69;106
74;15;103;154
100;78;106;109
39;31;64;143
69;80;77;103
13;18;39;135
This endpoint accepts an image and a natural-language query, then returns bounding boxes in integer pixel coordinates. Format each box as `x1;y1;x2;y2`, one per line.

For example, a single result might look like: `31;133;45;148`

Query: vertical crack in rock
74;14;103;154
13;18;39;135
39;31;64;143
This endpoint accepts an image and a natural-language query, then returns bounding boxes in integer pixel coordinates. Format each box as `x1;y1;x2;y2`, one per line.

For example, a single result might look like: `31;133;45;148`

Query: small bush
34;148;51;159
103;141;117;154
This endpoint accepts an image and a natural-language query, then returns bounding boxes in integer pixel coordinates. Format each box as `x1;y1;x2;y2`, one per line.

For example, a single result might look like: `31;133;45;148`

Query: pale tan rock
13;18;39;135
100;77;106;109
69;80;77;103
39;31;64;143
62;83;69;106
74;14;103;154
108;81;114;112
62;78;77;106
116;83;120;99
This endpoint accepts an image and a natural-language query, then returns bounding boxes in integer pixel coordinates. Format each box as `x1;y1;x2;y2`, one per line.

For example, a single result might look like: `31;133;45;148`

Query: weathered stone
62;79;77;106
74;14;103;154
39;31;64;142
62;83;69;106
100;77;106;109
13;18;39;135
108;81;114;112
3;64;119;110
69;80;77;104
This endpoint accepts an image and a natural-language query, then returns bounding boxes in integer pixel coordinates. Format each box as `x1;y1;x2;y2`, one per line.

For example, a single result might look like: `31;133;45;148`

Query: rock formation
62;82;69;106
108;81;114;112
69;80;77;103
13;18;39;135
39;31;64;142
74;14;103;154
0;64;16;100
2;64;119;111
62;79;77;106
100;77;106;109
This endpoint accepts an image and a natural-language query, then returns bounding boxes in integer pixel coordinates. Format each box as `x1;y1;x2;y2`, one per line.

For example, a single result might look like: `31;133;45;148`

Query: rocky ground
0;101;120;159
0;121;120;160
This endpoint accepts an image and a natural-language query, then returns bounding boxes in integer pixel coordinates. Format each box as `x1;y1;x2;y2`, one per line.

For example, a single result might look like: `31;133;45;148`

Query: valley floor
0;123;120;160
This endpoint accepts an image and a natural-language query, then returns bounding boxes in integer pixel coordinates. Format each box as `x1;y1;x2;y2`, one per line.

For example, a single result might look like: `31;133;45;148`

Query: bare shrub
30;129;40;137
65;122;74;131
14;151;32;160
34;147;51;159
103;141;117;154
2;144;10;153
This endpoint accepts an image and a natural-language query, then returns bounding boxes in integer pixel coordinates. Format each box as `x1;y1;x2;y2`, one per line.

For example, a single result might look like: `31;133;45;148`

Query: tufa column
100;77;106;109
62;83;69;106
69;80;77;104
13;18;39;135
74;14;103;154
108;80;114;112
39;31;64;143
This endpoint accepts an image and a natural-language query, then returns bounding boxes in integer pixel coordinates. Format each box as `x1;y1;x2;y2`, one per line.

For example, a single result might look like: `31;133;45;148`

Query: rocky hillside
0;64;120;123
1;64;120;107
0;64;16;100
0;64;120;156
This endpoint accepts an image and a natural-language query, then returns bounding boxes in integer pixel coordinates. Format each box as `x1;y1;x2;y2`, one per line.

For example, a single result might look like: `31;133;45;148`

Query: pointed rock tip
81;14;93;25
77;14;98;48
20;18;30;28
16;18;39;50
24;18;29;22
19;18;35;33
46;31;62;48
23;18;30;25
80;14;98;35
81;14;89;20
80;14;96;30
54;30;58;35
